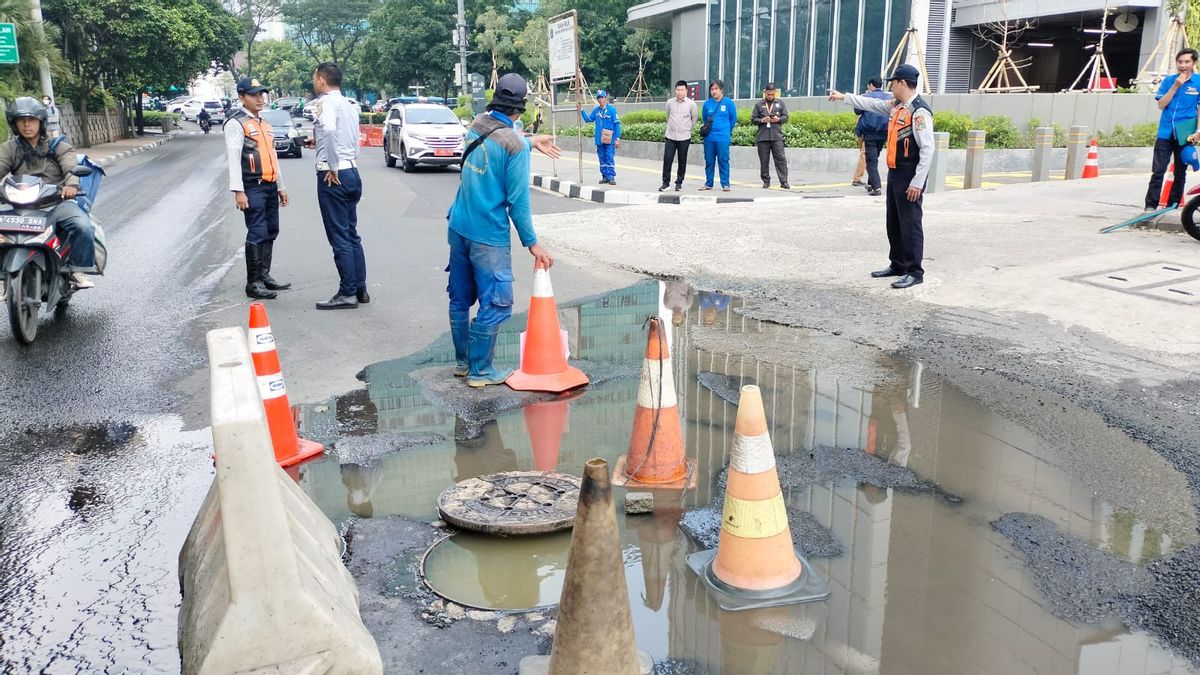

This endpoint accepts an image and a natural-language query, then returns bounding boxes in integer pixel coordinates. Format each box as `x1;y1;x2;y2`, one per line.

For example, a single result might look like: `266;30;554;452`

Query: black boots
260;241;291;291
244;243;277;299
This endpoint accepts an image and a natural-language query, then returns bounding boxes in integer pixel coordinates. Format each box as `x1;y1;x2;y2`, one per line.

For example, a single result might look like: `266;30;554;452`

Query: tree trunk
136;91;144;136
79;86;91;148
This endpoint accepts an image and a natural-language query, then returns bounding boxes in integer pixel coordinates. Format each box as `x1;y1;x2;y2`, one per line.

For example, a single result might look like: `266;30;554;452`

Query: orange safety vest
226;110;279;183
885;96;931;171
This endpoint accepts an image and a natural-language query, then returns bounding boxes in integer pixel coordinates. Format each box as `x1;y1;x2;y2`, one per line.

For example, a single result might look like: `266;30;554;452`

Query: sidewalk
530;149;1144;204
80;131;179;168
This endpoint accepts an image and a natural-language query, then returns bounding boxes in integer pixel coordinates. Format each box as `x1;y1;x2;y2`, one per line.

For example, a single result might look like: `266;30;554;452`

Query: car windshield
260;110;292;126
407;107;459;124
203;102;220;109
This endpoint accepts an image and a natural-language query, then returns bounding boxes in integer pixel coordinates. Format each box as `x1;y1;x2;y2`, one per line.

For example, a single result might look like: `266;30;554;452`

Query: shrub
359;112;386;125
141;111;181;127
975;115;1024;148
1026;118;1066;147
1097;123;1158;147
617;109;666;124
933;111;972;148
786;110;858;133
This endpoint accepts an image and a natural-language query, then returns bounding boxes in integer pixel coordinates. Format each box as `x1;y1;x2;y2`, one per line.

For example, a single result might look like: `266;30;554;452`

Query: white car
383;103;466;172
168;97;196;114
302;99;319;121
181;100;224;122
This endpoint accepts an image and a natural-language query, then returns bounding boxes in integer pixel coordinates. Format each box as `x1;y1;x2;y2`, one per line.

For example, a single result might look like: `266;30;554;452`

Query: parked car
260;109;305;158
383;103;465;172
181;99;224;122
302;99;318;121
168;97;196;114
270;96;307;116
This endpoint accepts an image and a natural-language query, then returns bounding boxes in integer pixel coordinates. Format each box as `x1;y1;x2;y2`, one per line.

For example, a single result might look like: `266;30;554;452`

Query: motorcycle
199;116;211;134
0;165;103;344
1182;184;1200;242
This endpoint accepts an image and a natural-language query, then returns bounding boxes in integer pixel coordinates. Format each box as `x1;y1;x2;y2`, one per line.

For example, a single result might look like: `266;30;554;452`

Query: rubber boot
244;243;277;300
450;312;471;377
261;240;291;290
466;323;511;388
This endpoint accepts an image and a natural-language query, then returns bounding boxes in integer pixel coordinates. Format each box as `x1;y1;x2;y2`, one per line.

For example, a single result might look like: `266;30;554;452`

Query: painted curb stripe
720;493;789;539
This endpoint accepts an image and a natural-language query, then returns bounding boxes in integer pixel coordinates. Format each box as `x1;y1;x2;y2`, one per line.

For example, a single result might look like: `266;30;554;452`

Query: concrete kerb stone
532;172;797;206
177;327;382;675
92;132;179;169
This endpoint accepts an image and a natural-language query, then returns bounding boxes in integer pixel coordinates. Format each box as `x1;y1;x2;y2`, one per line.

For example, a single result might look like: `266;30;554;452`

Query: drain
437;470;582;535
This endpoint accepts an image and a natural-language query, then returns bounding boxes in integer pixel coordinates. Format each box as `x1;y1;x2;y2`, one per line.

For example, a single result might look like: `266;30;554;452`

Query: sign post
0;24;19;65
548;11;582;183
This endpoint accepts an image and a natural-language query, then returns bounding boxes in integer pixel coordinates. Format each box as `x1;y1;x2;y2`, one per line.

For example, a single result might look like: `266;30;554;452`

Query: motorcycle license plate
434;149;454;157
0;214;46;232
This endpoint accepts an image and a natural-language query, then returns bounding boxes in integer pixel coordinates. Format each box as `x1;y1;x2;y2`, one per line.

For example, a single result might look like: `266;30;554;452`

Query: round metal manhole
437;470;581;535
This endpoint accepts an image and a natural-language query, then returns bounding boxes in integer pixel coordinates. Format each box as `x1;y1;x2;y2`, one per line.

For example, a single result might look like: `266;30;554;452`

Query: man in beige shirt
661;80;697;191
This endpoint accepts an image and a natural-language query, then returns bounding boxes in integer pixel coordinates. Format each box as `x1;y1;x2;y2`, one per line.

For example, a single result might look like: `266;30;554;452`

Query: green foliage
359;0;455;100
283;0;381;86
932;111;972;147
141;111;181;126
1097;123;1159;147
618;109;666;124
475;7;514;83
232;0;282;77
360;112;385;124
515;17;547;75
454;94;472;120
974;115;1023;149
1025;118;1066;147
785;110;858;133
252;39;312;96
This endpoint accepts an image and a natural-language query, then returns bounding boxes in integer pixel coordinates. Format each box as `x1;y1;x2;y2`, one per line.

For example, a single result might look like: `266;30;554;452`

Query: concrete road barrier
177;327;382;675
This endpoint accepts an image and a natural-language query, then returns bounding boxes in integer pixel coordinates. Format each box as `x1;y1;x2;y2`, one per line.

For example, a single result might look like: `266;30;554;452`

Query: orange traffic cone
686;384;829;611
248;302;324;467
506;262;589;393
1160;161;1176;207
1081;139;1100;179
613;317;695;489
524;397;571;471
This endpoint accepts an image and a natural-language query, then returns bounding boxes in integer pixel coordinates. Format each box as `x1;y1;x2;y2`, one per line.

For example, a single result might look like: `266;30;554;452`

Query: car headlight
5;183;40;205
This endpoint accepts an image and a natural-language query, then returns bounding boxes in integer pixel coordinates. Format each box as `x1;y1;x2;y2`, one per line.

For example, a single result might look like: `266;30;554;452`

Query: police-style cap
887;64;921;83
236;77;269;94
491;73;528;112
763;82;778;91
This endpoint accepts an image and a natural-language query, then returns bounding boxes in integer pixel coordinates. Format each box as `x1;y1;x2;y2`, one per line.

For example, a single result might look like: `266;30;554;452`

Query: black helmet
489;73;528;114
7;97;47;137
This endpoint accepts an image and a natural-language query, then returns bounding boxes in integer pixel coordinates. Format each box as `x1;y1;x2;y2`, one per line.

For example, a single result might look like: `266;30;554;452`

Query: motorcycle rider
0;97;95;288
197;106;211;132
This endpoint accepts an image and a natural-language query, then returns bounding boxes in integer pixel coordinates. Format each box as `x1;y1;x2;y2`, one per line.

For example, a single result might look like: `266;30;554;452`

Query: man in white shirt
224;77;290;300
305;62;367;310
661;80;697;191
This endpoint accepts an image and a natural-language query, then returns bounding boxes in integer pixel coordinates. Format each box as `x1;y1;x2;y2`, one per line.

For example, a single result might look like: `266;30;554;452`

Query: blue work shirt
1156;73;1200;140
701;97;738;142
580;104;621;144
448;111;536;248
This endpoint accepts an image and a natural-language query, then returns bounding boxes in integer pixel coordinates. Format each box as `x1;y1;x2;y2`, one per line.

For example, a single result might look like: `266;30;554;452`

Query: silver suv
383;103;466;172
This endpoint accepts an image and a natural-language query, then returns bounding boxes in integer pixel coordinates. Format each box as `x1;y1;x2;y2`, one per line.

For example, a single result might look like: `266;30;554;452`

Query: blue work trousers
50;200;95;268
242;180;279;245
704;138;731;188
446;230;514;328
317;168;366;297
596;143;616;181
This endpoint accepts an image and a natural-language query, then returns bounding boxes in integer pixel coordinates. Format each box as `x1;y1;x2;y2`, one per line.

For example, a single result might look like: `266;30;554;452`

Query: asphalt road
0;126;634;672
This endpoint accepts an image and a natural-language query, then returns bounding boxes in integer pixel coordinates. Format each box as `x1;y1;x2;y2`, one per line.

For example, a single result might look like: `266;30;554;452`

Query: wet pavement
292;281;1200;674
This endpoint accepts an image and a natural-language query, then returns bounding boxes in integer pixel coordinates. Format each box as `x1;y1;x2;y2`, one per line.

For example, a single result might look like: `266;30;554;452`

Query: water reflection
297;281;1199;674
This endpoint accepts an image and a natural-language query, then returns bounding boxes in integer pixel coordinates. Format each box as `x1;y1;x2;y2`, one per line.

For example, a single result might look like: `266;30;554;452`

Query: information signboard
0;24;18;65
547;13;577;84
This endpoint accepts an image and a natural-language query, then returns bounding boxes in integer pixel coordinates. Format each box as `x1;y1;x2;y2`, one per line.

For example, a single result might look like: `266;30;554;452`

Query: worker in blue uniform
577;89;622;185
446;73;562;387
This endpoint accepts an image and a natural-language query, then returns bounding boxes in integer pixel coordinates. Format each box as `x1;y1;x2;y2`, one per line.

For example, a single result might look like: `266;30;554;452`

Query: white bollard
177;327;382;675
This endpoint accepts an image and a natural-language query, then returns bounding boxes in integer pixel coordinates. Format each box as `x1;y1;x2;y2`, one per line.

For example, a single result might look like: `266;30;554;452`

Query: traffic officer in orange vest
829;64;934;289
224;76;291;299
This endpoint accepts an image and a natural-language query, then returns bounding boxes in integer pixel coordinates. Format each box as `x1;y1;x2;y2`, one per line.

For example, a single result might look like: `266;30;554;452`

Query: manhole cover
437;471;581;535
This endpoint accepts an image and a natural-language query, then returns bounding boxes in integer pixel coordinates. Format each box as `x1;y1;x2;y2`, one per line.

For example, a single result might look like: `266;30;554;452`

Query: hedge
141;111;181;127
559;109;1156;149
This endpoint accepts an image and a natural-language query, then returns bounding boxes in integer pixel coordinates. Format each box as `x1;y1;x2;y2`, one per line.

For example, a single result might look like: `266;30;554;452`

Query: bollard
1031;126;1054;182
161;115;174;133
926;132;950;193
962;130;986;190
1064;125;1088;180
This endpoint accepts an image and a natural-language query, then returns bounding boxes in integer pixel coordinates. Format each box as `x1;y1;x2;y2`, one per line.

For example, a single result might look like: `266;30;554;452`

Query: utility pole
455;0;469;96
29;0;53;99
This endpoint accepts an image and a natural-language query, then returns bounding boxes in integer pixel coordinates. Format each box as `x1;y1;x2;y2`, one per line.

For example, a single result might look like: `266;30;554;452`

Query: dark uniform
841;65;935;288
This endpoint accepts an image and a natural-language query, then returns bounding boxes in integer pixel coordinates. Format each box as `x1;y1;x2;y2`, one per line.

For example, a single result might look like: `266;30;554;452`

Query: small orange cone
1160;160;1176;207
248;302;324;467
506;262;589;393
613;317;695;489
523;398;571;471
686;384;829;610
1081;139;1100;179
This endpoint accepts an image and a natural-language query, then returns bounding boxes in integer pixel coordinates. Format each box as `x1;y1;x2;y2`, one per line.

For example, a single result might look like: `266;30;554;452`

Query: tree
0;0;69;103
972;2;1037;92
474;7;513;89
230;0;282;78
45;0;240;143
283;0;380;89
515;16;548;76
251;39;311;95
359;0;455;97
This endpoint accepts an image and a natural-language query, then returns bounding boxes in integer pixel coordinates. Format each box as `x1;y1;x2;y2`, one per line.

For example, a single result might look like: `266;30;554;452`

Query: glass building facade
707;0;911;99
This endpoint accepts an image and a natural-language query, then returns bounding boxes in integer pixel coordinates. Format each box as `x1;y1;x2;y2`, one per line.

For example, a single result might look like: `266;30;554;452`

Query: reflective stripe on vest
237;115;279;183
885;97;929;171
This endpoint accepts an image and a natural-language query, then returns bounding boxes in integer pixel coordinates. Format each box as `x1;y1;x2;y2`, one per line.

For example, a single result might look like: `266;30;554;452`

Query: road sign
0;24;18;65
547;12;577;84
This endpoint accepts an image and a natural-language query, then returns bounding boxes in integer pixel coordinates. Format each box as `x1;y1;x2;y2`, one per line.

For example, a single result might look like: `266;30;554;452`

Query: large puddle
296;281;1200;674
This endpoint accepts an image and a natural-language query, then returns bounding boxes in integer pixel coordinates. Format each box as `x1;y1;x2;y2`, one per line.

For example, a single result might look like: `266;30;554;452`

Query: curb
531;173;811;205
1135;209;1185;234
92;131;180;169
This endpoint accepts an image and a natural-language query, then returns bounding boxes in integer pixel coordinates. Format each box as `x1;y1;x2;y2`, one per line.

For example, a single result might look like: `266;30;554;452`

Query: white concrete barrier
177;327;382;675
